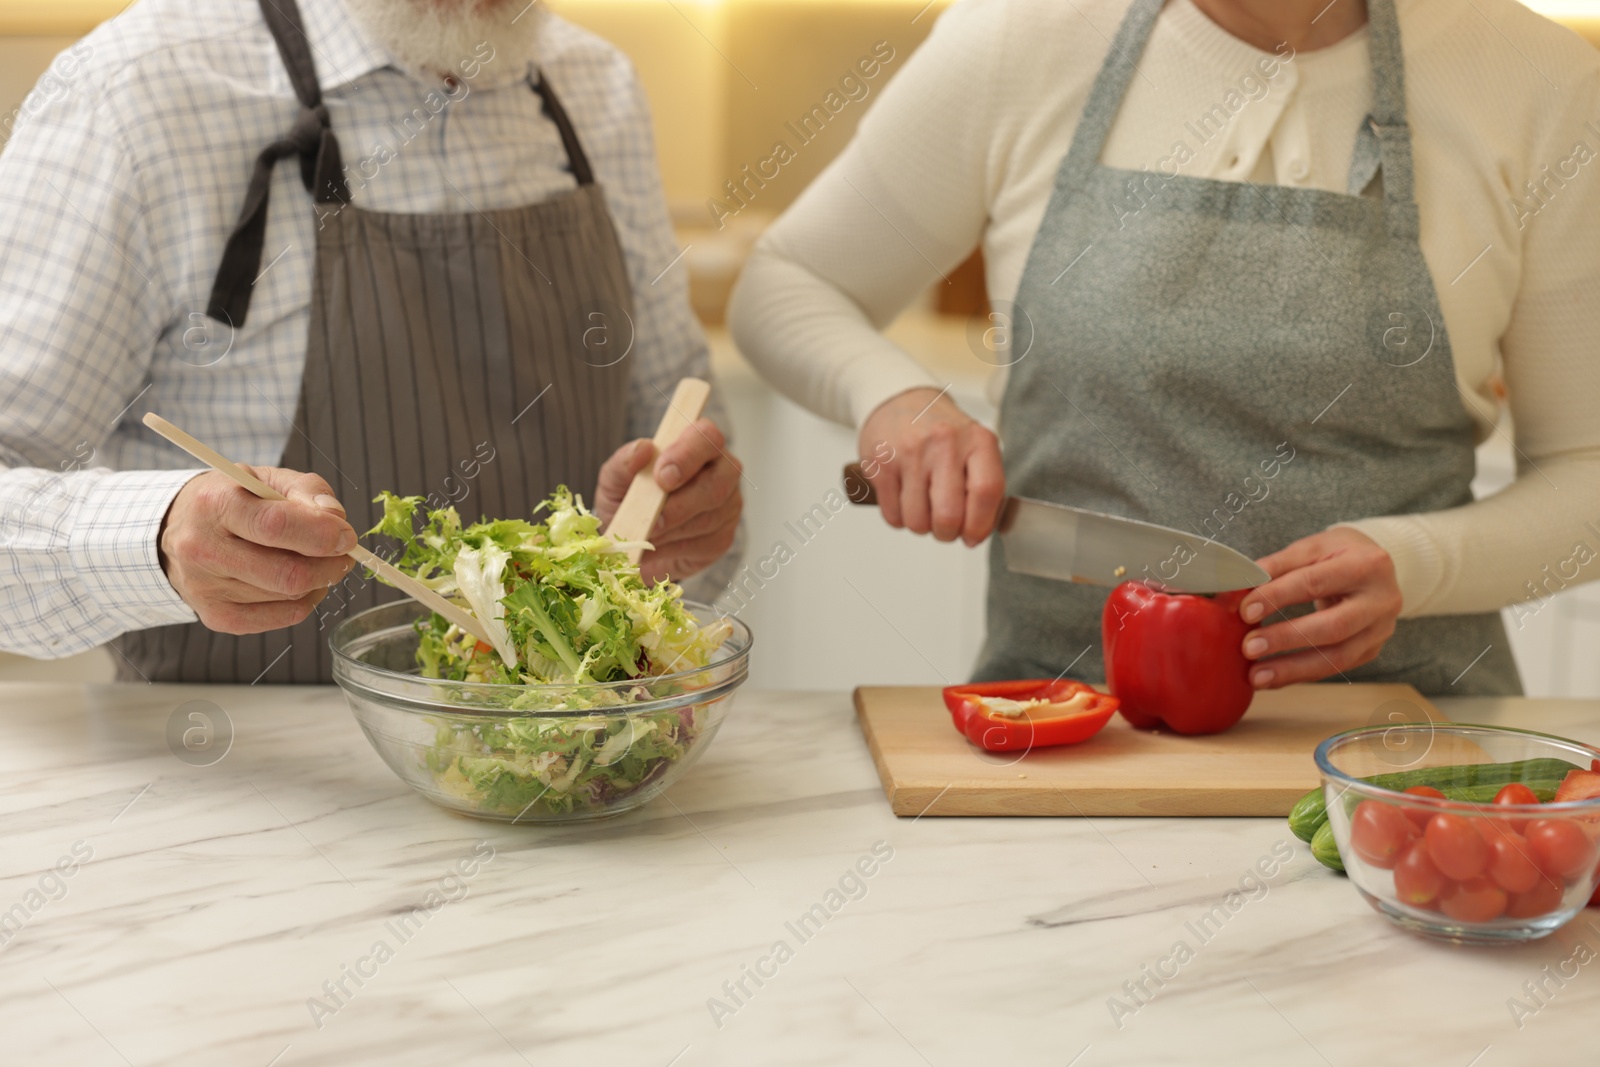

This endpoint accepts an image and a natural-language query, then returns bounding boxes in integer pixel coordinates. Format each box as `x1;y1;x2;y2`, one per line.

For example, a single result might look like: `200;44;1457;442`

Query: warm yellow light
0;0;1589;39
1522;1;1600;13
0;0;950;36
0;1;124;35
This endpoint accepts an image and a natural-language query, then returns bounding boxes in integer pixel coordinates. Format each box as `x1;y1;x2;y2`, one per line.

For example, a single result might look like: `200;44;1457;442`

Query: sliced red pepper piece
943;679;1118;752
1555;769;1600;804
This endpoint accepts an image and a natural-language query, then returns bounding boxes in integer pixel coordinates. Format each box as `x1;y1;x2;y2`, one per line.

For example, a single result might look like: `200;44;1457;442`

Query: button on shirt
0;0;714;657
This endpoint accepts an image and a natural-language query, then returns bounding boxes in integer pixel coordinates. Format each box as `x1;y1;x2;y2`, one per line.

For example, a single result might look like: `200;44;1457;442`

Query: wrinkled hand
160;467;358;634
857;387;1005;546
1237;527;1402;689
594;419;743;584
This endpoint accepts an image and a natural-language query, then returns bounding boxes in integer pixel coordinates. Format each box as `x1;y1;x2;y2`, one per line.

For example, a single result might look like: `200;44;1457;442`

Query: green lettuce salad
368;487;733;817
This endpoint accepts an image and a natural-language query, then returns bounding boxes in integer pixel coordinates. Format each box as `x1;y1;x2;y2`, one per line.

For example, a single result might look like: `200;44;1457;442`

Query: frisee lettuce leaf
367;485;730;687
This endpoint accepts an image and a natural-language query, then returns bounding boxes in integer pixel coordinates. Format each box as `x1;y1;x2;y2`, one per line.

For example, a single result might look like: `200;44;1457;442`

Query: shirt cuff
69;468;205;633
1333;515;1446;619
843;351;942;431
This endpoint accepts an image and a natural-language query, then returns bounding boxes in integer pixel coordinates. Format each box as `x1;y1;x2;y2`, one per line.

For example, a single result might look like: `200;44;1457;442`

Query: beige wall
546;0;732;209
528;0;947;214
713;1;934;217
0;1;118;35
0;35;73;135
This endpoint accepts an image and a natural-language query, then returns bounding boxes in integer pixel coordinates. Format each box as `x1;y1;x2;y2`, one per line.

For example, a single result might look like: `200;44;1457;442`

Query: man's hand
857;387;1005;546
160;468;358;634
594;419;743;584
1237;527;1403;689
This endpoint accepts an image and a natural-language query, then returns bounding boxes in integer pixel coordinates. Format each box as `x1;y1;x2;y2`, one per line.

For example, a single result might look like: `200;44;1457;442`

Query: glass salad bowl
1315;723;1600;944
331;600;751;823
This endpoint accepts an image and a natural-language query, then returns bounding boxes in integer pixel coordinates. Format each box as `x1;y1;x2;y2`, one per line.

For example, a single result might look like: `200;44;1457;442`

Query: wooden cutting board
855;684;1465;817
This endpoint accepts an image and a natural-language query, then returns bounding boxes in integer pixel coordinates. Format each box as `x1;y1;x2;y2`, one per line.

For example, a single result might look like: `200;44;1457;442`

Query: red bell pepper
1101;580;1255;736
943;679;1118;752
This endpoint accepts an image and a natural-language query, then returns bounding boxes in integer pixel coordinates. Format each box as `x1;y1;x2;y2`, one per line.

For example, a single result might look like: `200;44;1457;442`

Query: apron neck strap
261;0;326;116
1058;0;1418;215
1055;0;1163;191
532;72;595;186
207;0;350;325
1365;0;1407;129
1360;0;1418;224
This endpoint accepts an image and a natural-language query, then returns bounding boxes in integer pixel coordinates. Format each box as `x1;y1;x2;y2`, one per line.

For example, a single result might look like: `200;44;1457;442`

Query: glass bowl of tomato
1315;723;1600;944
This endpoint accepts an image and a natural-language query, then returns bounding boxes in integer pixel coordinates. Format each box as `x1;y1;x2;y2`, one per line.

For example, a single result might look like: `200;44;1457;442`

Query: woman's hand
857;387;1005;547
1236;528;1403;689
593;419;743;584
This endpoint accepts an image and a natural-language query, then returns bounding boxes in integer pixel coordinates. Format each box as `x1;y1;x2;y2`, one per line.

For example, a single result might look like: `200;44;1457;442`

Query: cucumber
1359;757;1580;796
1310;820;1344;872
1286;756;1581;848
1288;788;1328;842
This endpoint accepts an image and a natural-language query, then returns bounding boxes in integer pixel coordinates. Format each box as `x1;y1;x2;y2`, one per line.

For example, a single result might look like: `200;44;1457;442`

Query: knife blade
842;463;1268;594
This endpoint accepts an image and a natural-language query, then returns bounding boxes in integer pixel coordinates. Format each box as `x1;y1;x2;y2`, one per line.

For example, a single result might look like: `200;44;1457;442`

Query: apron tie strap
207;0;348;327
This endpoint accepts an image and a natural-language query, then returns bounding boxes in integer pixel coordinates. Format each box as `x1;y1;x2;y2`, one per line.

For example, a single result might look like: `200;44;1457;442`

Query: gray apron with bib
113;0;631;683
974;0;1520;696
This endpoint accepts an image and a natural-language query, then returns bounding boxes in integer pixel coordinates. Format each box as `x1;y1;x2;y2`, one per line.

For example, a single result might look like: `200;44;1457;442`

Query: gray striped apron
974;0;1520;696
113;0;631;683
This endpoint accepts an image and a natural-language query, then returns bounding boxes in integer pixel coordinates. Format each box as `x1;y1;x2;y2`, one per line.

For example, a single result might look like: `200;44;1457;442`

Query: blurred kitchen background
0;0;1596;694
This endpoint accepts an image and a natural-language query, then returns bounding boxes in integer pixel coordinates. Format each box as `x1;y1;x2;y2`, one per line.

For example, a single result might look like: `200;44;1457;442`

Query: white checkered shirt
0;0;721;658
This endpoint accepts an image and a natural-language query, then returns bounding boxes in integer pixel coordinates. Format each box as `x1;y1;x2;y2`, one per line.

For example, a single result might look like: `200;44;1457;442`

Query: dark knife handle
843;462;877;506
845;462;1015;535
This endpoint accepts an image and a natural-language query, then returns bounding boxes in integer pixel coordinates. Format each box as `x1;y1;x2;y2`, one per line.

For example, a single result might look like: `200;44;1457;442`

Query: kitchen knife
842;463;1269;593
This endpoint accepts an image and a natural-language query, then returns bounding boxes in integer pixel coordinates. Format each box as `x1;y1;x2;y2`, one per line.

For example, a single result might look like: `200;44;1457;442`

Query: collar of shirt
271;0;538;101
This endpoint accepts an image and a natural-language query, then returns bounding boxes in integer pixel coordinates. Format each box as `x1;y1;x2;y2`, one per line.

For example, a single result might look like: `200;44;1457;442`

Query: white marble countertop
3;683;1599;1066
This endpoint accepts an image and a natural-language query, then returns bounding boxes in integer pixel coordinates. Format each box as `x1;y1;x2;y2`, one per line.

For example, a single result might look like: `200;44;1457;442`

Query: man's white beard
342;0;545;79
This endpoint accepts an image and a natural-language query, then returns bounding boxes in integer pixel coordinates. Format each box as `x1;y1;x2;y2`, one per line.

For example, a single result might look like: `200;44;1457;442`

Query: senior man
0;0;742;682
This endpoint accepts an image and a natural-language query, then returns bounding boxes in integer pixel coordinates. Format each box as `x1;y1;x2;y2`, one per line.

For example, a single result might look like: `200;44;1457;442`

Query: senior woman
728;0;1600;695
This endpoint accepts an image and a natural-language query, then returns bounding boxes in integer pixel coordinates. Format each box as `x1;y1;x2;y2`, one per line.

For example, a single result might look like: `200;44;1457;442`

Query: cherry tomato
1506;877;1565;919
1440;877;1508;923
1478;821;1518;847
1526;819;1598;881
1392;841;1445;907
1426;813;1489;881
1494;783;1540;807
1485;830;1541;894
1473;805;1519;843
1400;786;1445;833
1350;800;1411;869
